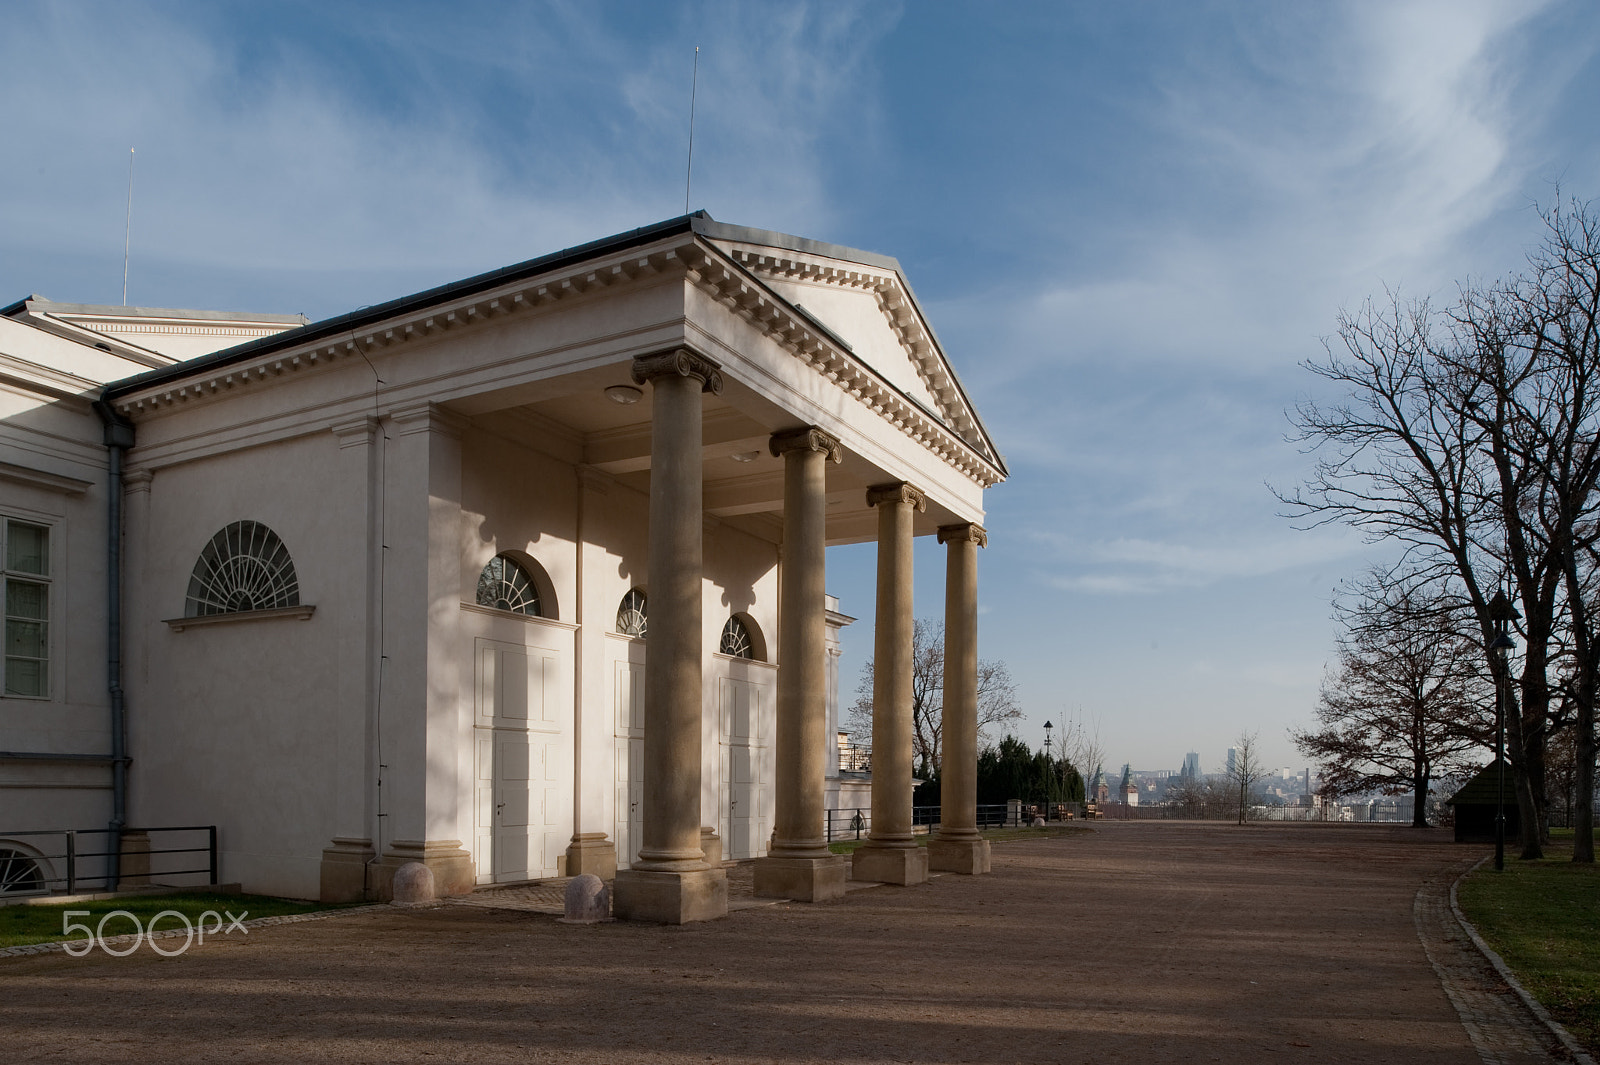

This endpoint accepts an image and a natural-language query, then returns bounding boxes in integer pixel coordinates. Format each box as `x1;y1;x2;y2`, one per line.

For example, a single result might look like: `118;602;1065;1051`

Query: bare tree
847;618;1022;774
1293;575;1489;826
1282;197;1600;861
1052;709;1105;796
1228;731;1265;825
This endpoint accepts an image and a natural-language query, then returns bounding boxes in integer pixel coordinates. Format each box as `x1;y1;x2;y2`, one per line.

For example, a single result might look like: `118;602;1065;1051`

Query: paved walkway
1;821;1581;1064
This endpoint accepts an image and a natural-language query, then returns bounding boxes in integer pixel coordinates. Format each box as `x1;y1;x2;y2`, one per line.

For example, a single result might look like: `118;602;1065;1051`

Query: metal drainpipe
93;399;134;890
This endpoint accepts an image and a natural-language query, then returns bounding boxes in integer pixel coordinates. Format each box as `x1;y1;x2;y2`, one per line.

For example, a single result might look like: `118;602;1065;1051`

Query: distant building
1226;747;1238;777
1180;752;1201;779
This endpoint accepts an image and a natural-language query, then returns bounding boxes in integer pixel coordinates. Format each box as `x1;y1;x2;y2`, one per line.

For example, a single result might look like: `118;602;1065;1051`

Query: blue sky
5;1;1599;775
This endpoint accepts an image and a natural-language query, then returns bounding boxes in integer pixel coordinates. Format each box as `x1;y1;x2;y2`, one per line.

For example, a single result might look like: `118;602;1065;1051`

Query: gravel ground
0;821;1567;1064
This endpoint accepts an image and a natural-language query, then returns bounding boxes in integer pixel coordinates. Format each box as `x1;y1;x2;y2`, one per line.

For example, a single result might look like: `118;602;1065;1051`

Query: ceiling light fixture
730;450;761;463
604;384;642;405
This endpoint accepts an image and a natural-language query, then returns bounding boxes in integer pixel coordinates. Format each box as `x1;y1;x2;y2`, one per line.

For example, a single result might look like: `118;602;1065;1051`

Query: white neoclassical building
0;214;1005;922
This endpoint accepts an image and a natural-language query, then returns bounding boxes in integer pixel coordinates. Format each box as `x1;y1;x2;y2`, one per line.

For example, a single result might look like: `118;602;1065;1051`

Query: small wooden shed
1445;760;1521;843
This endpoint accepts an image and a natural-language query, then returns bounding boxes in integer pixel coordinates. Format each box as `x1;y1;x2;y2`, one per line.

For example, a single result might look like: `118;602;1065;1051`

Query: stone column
612;349;729;924
852;482;930;886
755;427;848;902
929;523;991;875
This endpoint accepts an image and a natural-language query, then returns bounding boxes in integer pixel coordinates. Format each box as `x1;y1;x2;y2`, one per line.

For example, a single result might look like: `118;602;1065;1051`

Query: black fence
824;804;1019;841
0;826;217;898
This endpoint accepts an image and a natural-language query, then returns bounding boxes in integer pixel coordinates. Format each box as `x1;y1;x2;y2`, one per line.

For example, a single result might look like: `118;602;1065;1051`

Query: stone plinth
852;844;929;886
928;838;991;875
374;840;473;901
564;833;618;880
753;855;847;902
319;837;375;902
612;867;728;925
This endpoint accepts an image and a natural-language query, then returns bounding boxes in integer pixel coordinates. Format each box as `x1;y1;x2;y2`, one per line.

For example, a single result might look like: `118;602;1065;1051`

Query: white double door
611;655;774;866
474;638;570;885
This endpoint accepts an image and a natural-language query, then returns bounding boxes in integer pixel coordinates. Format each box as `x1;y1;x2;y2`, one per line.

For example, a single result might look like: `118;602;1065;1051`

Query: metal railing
825;804;1020;841
837;743;871;774
825;808;871;842
0;826;217;898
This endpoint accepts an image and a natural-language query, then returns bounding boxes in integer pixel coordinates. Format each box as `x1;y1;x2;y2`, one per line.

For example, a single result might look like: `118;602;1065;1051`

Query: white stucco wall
127;433;343;897
0;315;152;884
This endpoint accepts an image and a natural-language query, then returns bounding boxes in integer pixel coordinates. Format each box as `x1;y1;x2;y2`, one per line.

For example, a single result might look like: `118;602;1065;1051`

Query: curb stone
0;903;392;959
1452;857;1596;1065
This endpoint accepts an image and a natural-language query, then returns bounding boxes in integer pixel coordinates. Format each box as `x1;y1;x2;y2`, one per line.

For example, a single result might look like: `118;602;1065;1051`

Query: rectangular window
3;519;50;698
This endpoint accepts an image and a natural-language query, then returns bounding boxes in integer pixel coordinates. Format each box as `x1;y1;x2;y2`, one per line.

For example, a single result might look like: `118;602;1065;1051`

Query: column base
753;854;847;902
565;833;618;880
319;837;376;902
928;837;991;875
613;866;728;924
851;843;929;886
374;840;474;901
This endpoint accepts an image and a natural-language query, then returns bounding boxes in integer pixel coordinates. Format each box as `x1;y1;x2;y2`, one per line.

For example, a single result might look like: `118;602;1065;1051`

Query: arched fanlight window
616;588;647;637
719;615;755;659
0;847;45;894
476;555;543;616
184;521;300;617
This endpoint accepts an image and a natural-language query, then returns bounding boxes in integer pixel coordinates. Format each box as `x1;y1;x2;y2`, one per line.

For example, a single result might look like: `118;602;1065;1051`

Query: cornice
106;230;1003;490
108;243;697;420
0;460;93;496
0;353;100;403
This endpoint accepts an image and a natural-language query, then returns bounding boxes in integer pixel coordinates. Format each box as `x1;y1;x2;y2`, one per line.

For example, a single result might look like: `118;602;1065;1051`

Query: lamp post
1043;721;1055;817
1488;590;1519;873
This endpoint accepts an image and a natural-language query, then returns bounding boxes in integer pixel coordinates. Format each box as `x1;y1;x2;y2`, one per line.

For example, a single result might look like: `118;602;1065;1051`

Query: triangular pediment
698;222;1003;477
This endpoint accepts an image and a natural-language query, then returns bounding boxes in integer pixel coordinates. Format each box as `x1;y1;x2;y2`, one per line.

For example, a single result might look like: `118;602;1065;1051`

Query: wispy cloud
0;1;897;310
1038;527;1362;596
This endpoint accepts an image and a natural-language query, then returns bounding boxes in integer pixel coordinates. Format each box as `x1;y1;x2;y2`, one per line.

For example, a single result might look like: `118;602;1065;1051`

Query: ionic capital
769;426;843;463
866;481;926;512
938;522;988;548
631;348;724;395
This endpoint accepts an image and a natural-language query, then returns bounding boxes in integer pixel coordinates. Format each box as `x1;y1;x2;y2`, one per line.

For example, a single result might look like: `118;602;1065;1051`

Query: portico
71;212;1004;921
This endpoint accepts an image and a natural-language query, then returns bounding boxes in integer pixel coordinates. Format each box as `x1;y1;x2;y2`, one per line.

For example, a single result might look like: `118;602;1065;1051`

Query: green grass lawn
0;891;337;949
1456;829;1600;1055
827;823;1090;855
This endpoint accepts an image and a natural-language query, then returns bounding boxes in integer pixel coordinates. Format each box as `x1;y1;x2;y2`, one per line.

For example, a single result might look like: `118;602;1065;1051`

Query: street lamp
1488;590;1520;873
1043;721;1055;815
